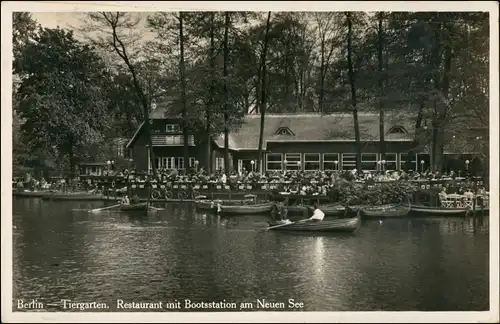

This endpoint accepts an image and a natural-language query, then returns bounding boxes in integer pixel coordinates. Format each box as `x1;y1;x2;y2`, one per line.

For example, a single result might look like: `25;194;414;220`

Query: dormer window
387;126;407;135
166;124;181;132
275;127;294;136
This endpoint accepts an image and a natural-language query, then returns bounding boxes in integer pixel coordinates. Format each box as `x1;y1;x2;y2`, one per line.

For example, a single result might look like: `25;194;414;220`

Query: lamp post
381;160;386;172
284;159;288;172
194;159;199;172
250;160;255;172
420;160;425;173
465;159;470;171
377;160;381;171
334;160;339;172
106;160;111;171
297;161;301;172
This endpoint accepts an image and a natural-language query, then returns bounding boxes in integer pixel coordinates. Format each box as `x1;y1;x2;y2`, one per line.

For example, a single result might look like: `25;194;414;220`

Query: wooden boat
194;195;253;213
220;202;274;215
410;204;470;216
119;202;153;212
307;203;366;217
361;201;411;219
267;210;361;233
43;192;105;201
13;190;56;198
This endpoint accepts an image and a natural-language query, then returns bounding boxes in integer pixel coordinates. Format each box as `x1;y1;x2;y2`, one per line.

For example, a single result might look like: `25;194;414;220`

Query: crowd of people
14;165;488;197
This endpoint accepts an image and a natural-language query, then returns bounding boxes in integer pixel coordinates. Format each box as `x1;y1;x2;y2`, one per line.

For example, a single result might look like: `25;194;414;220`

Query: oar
90;204;121;213
264;218;311;231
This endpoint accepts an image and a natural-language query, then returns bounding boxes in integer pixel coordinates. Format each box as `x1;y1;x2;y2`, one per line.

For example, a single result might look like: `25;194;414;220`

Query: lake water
12;198;490;312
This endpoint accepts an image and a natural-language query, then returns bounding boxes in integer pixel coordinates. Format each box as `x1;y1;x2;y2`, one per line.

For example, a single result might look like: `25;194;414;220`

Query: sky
31;12;85;29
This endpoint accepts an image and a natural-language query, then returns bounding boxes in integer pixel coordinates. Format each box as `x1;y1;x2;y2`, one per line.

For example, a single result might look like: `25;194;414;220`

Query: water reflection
12;198;489;312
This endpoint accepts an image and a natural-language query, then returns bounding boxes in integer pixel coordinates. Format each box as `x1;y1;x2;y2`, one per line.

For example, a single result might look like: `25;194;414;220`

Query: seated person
121;195;130;205
309;204;325;222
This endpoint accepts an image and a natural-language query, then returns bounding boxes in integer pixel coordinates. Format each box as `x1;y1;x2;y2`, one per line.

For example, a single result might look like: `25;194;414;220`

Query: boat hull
195;199;249;213
119;202;152;212
410;204;470;216
43;193;105;201
220;202;274;215
13;191;55;198
269;211;361;233
361;202;410;219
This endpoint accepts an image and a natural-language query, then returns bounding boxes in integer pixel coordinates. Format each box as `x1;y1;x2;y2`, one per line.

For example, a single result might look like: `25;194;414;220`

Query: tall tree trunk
255;62;262;114
179;12;189;173
107;16;158;179
436;30;453;173
257;12;272;173
346;12;362;171
319;36;326;113
206;12;215;174
223;12;231;176
429;21;442;172
377;13;386;162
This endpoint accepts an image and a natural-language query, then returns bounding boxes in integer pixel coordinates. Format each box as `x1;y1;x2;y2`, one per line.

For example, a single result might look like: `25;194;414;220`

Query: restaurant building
126;107;435;174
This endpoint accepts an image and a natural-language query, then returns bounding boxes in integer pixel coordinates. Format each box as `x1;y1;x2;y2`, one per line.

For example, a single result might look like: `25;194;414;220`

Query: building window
284;153;301;171
274;127;295;136
384;153;397;171
176;157;184;170
387;126;407;135
399;153;410;171
266;153;282;171
341;153;357;170
189;157;196;167
323;153;340;170
152;135;195;146
304;153;320;171
156;157;191;170
166;124;181;132
215;157;224;171
361;153;378;171
117;145;124;157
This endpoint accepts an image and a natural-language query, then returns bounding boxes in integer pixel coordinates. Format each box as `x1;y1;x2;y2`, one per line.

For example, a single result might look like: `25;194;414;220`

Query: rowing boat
42;192;105;201
268;210;361;233
119;202;153;212
194;198;254;213
361;201;411;219
220;202;274;215
13;190;56;198
410;204;470;216
307;203;366;217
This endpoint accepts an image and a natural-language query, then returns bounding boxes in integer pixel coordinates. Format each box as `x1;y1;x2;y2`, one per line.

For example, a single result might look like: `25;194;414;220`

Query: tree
15;27;111;176
256;12;272;173
313;12;341;113
223;12;231;175
179;12;190;171
12;12;39;173
376;12;386;161
83;12;160;178
345;12;362;170
12;12;38;60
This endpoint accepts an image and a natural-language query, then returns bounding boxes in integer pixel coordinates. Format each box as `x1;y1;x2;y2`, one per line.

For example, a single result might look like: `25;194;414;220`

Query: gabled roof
274;126;295;136
213;112;417;150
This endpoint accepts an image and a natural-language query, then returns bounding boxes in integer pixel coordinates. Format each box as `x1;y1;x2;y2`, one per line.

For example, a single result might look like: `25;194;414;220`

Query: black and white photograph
2;1;499;323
